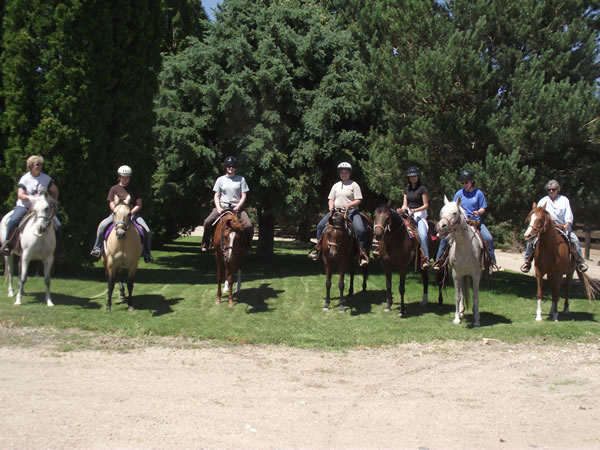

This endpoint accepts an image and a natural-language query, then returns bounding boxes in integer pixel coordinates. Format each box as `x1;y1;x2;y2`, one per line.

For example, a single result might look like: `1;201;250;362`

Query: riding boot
0;228;19;256
308;236;323;261
520;256;533;273
571;244;588;273
419;247;429;270
358;241;369;267
432;246;449;271
200;231;212;252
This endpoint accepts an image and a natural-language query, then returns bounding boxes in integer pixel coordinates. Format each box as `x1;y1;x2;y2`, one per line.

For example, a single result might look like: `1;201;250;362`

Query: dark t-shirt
107;183;141;205
404;185;428;209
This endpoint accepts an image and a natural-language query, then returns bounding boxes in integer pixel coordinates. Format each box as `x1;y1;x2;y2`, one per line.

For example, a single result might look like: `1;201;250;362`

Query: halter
438;205;467;237
373;208;405;240
31;197;57;236
113;203;133;238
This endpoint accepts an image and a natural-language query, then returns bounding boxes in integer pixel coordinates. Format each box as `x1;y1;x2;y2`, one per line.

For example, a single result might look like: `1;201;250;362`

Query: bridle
438;205;467;237
113;203;132;239
527;210;551;239
373;208;405;240
32;197;57;236
219;211;238;254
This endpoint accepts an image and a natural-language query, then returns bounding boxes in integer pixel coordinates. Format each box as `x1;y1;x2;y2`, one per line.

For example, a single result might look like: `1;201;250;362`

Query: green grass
1;237;599;349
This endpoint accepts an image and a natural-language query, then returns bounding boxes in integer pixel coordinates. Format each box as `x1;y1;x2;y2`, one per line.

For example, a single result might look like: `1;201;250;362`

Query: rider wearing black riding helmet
397;166;430;270
433;169;500;274
200;155;254;251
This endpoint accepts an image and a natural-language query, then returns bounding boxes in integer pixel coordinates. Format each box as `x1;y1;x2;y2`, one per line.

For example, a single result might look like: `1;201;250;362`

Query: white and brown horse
213;211;247;307
0;191;57;306
524;204;599;321
102;195;143;311
436;196;483;326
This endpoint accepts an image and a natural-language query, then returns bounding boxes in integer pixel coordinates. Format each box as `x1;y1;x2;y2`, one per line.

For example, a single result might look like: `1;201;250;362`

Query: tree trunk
257;211;274;259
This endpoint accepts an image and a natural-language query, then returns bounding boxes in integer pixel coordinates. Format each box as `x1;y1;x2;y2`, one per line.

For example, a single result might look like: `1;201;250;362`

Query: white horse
436;196;483;327
0;192;57;306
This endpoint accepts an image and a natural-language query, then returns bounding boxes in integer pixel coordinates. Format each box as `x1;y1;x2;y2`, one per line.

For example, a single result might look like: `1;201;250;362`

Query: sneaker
359;256;369;267
578;262;588;273
90;247;102;258
421;260;430;271
520;262;531;273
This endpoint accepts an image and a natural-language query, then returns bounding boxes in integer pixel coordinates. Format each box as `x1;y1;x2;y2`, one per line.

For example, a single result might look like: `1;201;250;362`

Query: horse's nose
374;231;383;241
436;222;447;233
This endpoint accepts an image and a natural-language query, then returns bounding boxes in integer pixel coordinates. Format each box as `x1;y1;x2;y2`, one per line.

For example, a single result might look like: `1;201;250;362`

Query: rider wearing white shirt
521;179;587;273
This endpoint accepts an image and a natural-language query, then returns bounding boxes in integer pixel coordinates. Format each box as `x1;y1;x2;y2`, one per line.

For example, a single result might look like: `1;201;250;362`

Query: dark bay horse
373;205;443;317
213;211;247;307
102;195;143;311
322;209;372;312
524;204;600;321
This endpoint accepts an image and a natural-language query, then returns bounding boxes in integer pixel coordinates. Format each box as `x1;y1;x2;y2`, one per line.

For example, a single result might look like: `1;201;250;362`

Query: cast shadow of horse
23;292;100;309
230;283;283;313
123;294;182;316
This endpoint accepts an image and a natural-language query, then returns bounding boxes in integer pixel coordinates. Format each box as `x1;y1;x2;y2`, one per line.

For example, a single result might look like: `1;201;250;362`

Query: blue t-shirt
453;188;487;221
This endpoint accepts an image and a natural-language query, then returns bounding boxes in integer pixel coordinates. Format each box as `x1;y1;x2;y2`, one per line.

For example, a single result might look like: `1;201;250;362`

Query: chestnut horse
373;205;443;317
524;204;600;321
322;209;372;312
213;211;247;307
102;195;143;311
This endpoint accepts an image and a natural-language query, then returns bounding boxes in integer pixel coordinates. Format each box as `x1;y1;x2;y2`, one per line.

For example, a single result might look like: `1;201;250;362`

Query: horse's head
31;191;57;235
524;203;550;241
219;213;245;263
436;196;464;237
373;205;393;241
325;210;347;258
113;194;133;240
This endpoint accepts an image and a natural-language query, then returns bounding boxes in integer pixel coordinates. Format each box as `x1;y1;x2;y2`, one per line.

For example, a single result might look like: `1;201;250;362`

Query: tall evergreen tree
161;0;207;54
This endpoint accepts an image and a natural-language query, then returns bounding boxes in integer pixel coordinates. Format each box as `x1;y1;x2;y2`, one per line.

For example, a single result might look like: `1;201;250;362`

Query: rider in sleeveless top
90;165;153;263
200;155;254;252
308;162;369;266
1;155;61;256
433;169;500;274
397;166;430;270
521;179;588;273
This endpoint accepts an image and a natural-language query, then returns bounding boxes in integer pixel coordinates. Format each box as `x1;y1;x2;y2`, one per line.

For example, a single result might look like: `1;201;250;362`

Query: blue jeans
416;217;429;260
316;209;366;250
436;223;496;264
5;205;61;240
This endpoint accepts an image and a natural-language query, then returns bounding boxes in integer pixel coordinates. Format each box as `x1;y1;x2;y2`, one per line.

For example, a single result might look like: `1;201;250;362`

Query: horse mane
223;214;245;232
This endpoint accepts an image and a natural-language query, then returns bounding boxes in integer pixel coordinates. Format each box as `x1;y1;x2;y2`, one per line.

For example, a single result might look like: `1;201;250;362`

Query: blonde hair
26;155;44;170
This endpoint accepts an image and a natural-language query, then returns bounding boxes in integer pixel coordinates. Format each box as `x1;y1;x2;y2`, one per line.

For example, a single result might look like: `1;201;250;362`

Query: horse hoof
323;307;329;311
338;307;345;313
420;299;428;306
398;312;404;317
474;322;480;327
459;313;464;319
106;306;111;311
453;319;460;325
228;302;234;308
13;300;21;306
47;301;54;307
384;308;391;313
128;306;135;312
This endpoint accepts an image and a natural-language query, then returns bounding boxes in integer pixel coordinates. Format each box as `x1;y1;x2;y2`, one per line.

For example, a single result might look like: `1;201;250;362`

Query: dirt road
1;325;599;448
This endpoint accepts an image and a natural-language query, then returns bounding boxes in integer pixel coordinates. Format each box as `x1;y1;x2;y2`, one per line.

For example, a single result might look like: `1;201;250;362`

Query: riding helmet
459;169;475;181
118;165;133;176
223;155;237;168
406;166;420;177
337;162;352;172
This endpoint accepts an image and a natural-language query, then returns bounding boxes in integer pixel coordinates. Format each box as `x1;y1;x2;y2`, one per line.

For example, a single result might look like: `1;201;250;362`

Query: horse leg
15;253;31;305
126;275;135;311
119;278;125;299
216;257;223;304
453;272;462;325
338;268;346;312
361;263;368;292
324;261;332;311
398;272;406;317
549;274;560;322
436;267;446;305
420;269;429;305
6;254;15;297
43;254;54;306
227;267;234;307
384;269;393;312
348;261;355;297
535;272;544;322
106;272;115;311
236;268;242;294
471;273;481;327
563;272;573;314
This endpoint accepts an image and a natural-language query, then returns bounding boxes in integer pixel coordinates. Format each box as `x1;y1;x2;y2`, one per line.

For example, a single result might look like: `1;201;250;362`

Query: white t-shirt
538;194;573;229
17;172;54;208
328;180;363;210
213;174;249;208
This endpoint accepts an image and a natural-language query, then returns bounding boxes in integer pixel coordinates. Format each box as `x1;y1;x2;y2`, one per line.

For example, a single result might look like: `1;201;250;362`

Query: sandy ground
2;237;600;448
1;326;599;448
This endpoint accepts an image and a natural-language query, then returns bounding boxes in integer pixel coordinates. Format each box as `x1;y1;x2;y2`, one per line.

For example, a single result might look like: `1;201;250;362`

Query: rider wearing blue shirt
433;169;499;273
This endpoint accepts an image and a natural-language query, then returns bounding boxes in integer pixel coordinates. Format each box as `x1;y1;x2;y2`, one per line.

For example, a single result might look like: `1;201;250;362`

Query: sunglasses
32;163;43;167
547;188;557;192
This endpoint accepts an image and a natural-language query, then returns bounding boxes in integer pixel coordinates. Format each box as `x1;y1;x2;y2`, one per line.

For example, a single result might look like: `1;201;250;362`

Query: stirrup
578;262;588;273
308;248;320;261
432;259;444;270
421;259;430;271
520;262;531;273
90;247;102;258
359;255;369;267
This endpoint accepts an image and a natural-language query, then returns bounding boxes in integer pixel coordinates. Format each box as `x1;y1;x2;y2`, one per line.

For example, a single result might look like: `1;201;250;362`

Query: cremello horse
436;196;483;326
0;191;57;306
102;195;142;311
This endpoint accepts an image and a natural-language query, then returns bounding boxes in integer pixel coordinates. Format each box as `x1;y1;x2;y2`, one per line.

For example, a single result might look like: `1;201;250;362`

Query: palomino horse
436;196;483;326
524;204;600;321
102;195;143;311
322;209;372;312
372;205;443;317
213;211;247;306
0;191;57;306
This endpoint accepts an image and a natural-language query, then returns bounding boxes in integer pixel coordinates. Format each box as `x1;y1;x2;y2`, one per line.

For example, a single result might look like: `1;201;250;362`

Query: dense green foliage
1;0;599;266
0;238;599;348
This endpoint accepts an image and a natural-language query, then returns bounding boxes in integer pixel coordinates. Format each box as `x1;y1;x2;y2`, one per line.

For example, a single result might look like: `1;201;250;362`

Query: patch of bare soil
1;325;599;448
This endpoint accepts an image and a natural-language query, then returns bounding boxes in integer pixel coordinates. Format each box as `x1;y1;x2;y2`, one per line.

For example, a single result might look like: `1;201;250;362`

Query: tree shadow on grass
231;283;283;313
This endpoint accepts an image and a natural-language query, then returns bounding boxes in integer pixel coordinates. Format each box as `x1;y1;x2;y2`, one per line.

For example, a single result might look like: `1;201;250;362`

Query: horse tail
576;270;600;300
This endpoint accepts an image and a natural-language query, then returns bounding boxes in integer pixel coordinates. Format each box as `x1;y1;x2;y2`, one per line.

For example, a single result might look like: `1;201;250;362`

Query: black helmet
223;155;237;168
406;166;420;177
459;169;475;181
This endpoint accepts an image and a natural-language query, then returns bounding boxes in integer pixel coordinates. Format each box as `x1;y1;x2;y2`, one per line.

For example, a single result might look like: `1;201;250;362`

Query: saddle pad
104;221;145;243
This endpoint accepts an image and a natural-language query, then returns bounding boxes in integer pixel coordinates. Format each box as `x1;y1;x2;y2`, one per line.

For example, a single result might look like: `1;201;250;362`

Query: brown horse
213;211;247;307
524;204;599;321
322;209;372;312
102;195;143;311
373;205;444;317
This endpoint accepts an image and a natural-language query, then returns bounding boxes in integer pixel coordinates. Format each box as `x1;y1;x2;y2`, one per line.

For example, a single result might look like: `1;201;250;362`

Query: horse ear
125;194;132;206
444;195;450;205
386;199;393;209
532;202;537;209
114;194;120;205
456;196;461;207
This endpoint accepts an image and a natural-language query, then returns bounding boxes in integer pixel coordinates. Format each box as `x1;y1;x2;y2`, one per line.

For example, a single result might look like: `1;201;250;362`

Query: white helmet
117;165;132;176
337;162;352;172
